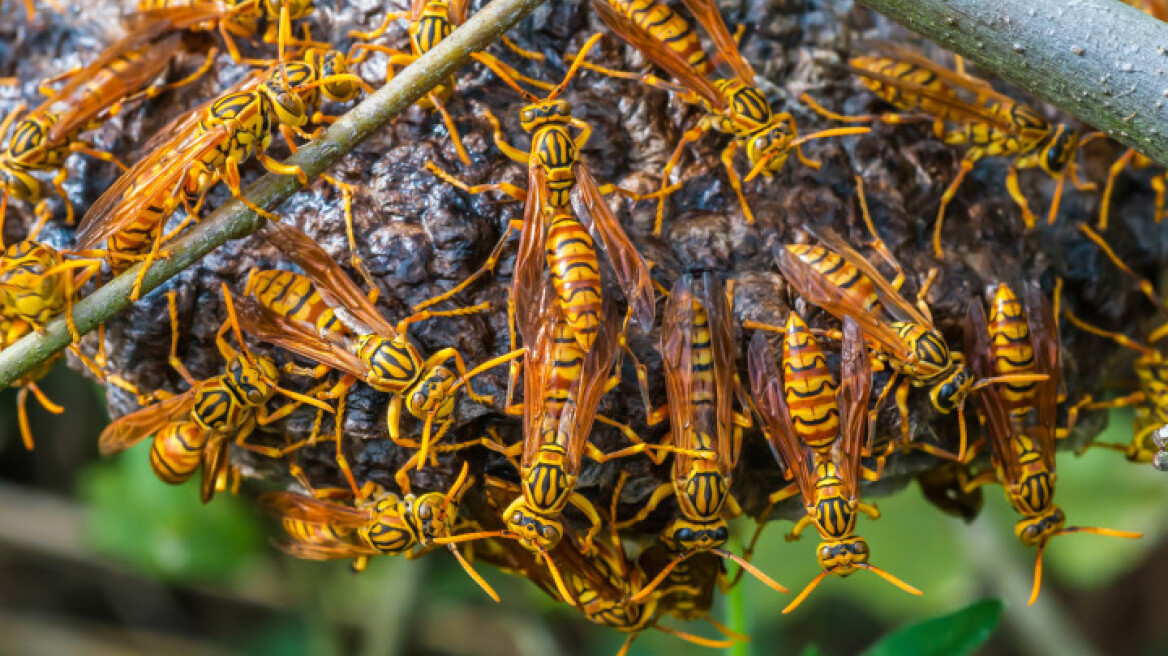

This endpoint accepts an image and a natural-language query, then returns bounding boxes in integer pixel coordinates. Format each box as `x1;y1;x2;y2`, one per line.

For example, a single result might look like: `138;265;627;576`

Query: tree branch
0;0;547;390
858;0;1168;167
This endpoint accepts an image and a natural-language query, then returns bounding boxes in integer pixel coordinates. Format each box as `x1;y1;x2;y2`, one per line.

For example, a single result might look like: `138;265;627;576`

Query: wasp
0;26;217;231
349;0;553;165
586;0;868;234
748;315;921;612
258;462;500;600
1062;224;1168;468
801;42;1094;257
132;0;317;64
68;52;365;301
232;220;519;495
97;284;332;503
965;281;1140;604
421;33;656;357
747;178;1044;460
612;273;786;599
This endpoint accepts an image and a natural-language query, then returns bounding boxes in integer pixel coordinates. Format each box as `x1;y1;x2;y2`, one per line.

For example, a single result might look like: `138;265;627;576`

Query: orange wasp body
965;282;1140;604
749;315;920;612
590;0;867;233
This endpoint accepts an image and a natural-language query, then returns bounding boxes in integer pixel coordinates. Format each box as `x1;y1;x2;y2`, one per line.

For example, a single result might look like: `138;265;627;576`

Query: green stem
858;0;1168;167
0;0;548;390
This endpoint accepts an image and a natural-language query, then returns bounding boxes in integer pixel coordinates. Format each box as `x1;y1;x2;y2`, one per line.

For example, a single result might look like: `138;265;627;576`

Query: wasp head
503;497;563;551
318;50;360;103
406;365;456;422
745;121;794;177
405;491;454;543
930;363;973;414
0;160;40;202
261;76;309;128
519;99;571;133
1015;506;1066;548
228;354;279;405
1040;125;1078;175
816;536;870;575
661;517;730;552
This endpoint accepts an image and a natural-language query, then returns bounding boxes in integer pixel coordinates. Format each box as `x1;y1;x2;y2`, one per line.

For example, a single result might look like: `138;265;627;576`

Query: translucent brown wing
1022;282;1059;471
75;121;233;249
257;490;377;528
806;226;932;327
260;221;400;339
748;331;815;506
233;294;369;380
964;298;1020;483
520;286;562;469
199;435;228;503
775;245;915;364
97;387;198;455
449;0;469;24
512;164;550;341
125;3;240;33
43;32;183;142
563;297;621;474
699;272;740;469
836;316;872;501
679;0;755;83
661;274;698;475
572;164;656;332
276;538;380;560
590;0;725;111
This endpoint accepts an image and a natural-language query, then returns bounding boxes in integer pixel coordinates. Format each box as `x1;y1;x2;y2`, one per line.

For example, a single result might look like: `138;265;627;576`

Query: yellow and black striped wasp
748;314;921;612
0;24;215;231
800;42;1091;258
66;51;366;300
349;0;552;165
1062;224;1168;468
748;179;1045;460
96;284;333;503
258;462;500;600
612;273;786;598
965;281;1140;604
421;33;656;357
132;0;317;63
586;0;868;234
232;220;519;495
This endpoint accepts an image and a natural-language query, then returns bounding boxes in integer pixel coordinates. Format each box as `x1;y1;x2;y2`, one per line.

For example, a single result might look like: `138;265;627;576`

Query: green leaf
77;441;265;582
860;599;1002;656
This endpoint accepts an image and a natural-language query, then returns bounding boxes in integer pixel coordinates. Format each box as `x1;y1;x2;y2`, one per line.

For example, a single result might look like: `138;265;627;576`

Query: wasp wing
260;221;401;339
257;490;377;528
1022;282;1060;471
563;298;621;475
680;0;755;83
572;164;656;332
964;298;1021;483
232;294;370;380
836;315;872;501
661;274;698;476
512;164;551;340
97;387;198;455
748;331;815;506
198;434;228;503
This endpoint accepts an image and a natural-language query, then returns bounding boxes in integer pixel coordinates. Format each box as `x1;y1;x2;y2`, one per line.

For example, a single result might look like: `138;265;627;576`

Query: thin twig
0;0;548;390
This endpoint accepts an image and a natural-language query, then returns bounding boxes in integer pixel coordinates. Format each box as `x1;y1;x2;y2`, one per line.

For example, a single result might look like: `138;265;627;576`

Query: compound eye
852;541;869;555
522;109;533;121
511;511;523;524
1023;524;1041;541
715;526;729;542
247;388;264;404
416;505;432;521
676;527;695;543
542;525;557;540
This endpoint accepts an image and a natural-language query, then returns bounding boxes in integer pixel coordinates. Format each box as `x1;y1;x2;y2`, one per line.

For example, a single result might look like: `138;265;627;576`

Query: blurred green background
1;364;1165;656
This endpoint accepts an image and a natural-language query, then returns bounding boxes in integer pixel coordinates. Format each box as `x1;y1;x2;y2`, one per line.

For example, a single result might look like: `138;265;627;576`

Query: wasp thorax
1042;125;1078;175
503;497;563;551
519;99;572;133
663;518;730;552
816;537;870;575
1015;507;1065;547
355;334;418;391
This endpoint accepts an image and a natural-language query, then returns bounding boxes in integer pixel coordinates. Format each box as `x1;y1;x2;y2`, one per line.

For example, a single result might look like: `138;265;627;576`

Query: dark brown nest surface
0;0;1163;533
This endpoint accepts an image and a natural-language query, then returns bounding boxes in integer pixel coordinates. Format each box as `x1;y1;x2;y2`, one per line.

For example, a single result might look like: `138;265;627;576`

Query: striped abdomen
949;101;1047;158
547;211;602;352
891;321;953;381
782;312;839;454
851;56;962;120
538;320;588;447
149;421;206;484
784;244;884;315
988;284;1037;417
1136;355;1168;426
283;518;354;545
531;125;577;208
246;269;343;338
715;79;774;136
608;0;710;76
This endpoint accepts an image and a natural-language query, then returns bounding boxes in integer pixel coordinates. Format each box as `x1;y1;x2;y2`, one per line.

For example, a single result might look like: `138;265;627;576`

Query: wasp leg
396;301;491;335
413;220;522;312
785;515;815;542
933;158;975;259
17;382;63;450
720;141;754;226
857;501;881;519
349;10;408;41
614;482;674;531
1004;158;1038;230
425;160;527;201
568;492;603;554
655;121;709;236
798;93;933;126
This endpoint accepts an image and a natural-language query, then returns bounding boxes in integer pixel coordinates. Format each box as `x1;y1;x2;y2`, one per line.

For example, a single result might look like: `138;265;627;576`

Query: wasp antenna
783;570;829;614
653;623;736;649
1029;543;1046;606
1059;526;1143;539
432;529;513;545
541;547;576;607
552;33;605;101
1079;223;1168;316
629;550;693;603
416;411;437;472
447;543;501;603
970;372;1050;391
219;283;251;359
860;563;922;597
615;633;636;656
714;548;788;593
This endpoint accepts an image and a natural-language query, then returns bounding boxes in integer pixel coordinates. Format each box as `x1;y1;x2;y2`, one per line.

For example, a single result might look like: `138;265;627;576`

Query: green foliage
859;599;1002;656
77;441;265;582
